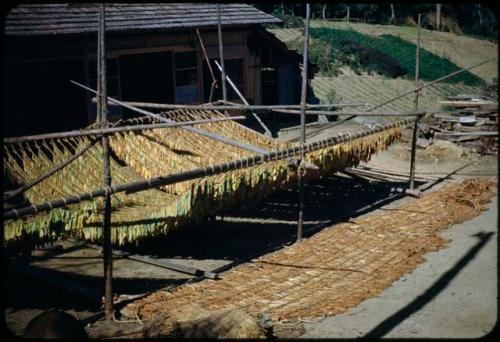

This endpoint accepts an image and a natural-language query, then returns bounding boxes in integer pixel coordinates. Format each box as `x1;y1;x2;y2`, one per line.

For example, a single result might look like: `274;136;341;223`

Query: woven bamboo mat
127;178;495;322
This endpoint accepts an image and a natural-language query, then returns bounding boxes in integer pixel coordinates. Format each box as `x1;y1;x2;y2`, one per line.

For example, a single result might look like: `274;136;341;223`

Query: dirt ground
3;132;497;338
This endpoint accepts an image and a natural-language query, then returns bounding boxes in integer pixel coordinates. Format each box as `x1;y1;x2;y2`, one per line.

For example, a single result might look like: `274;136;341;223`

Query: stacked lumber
423;89;498;155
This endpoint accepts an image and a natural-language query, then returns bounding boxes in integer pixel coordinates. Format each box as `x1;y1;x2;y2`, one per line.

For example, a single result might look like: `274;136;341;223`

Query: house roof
5;3;281;36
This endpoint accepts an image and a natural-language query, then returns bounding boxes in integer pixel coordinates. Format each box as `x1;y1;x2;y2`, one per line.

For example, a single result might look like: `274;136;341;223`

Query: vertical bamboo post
217;4;227;102
409;13;421;190
195;28;218;103
297;3;310;243
96;12;102;123
98;3;113;320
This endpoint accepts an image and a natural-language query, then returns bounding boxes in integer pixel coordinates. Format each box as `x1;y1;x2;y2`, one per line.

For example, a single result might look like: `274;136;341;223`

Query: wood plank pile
422;85;498;155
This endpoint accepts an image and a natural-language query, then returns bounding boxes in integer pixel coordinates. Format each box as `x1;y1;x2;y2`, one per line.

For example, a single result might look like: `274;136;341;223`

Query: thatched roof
5;3;281;36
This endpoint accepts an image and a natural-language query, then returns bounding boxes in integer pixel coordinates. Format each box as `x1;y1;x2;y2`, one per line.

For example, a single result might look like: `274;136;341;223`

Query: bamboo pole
217;4;227;102
72;81;269;154
97;100;369;111
195;28;218;103
213;60;272;136
3;116;246;144
3;118;415;220
98;3;113;320
96;10;101;124
272;109;425;116
409;14;421;190
297;4;310;243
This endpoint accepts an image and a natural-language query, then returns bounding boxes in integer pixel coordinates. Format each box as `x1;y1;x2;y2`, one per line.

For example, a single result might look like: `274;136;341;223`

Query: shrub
267;14;304;29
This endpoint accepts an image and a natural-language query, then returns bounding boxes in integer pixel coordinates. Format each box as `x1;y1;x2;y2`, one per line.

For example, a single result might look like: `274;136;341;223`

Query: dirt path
128;178;495;323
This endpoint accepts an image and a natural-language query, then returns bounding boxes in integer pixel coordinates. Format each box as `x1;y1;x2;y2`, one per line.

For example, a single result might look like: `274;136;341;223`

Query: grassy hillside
308;27;483;85
268;21;497;111
312;21;498;82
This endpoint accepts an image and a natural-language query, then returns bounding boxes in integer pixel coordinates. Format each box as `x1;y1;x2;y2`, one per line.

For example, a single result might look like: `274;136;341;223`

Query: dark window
174;51;199;104
88;58;122;119
118;52;174;119
3;59;87;136
174;51;198;69
225;59;244;100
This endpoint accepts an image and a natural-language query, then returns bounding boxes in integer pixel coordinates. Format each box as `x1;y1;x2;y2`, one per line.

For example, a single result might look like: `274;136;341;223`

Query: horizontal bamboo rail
3;116;246;144
94;98;370;111
4;117;415;220
272;109;426;116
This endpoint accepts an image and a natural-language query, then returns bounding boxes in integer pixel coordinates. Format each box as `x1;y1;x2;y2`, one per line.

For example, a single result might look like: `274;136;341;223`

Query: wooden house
3;3;315;137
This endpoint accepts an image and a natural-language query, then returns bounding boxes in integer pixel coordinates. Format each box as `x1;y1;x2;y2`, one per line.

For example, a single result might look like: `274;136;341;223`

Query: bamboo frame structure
3;116;246;144
4;138;99;200
213;60;272;136
271;109;425;116
217;4;227;102
3;117;414;221
409;14;422;190
72;81;269;154
296;3;310;243
4;4;472;325
195;28;218;103
98;100;370;111
97;3;114;320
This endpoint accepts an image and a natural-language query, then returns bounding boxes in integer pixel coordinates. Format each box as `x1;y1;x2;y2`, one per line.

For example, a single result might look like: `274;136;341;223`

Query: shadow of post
364;231;494;338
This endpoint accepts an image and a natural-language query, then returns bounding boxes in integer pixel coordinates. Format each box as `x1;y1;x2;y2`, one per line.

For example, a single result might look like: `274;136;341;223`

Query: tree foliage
254;3;497;41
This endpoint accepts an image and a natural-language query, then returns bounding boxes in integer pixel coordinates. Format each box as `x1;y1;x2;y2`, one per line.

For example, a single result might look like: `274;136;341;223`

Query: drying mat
127;178;495;322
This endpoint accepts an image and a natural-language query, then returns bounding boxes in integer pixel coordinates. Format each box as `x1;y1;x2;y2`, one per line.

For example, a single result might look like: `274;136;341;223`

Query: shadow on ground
364;231;494;338
124;174;424;260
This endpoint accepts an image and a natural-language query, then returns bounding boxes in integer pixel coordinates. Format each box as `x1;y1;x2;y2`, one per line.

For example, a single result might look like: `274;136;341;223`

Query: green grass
308;27;484;86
